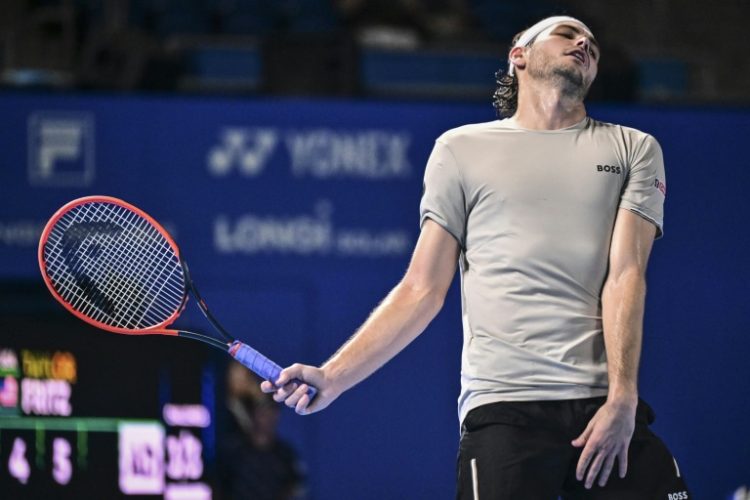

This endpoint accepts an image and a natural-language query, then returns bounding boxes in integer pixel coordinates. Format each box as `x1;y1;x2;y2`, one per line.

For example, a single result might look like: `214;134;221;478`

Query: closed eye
556;30;575;39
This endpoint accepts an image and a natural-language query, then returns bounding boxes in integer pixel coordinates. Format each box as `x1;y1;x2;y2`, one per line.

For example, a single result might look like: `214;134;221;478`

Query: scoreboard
0;290;219;499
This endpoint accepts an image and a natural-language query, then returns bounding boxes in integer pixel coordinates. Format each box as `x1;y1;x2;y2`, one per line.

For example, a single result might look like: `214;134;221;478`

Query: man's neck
512;80;587;130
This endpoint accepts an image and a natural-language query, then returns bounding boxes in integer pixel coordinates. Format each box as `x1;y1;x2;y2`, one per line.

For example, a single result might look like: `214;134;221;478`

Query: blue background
1;92;748;498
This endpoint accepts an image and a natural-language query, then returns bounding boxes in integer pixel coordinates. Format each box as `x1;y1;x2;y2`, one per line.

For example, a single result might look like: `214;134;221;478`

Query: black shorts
456;397;691;500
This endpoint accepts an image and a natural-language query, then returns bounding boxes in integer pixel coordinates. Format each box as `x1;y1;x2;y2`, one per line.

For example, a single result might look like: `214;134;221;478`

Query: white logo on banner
28;112;95;186
286;129;411;179
207;128;278;177
214;200;412;257
207;127;412;179
0;221;45;249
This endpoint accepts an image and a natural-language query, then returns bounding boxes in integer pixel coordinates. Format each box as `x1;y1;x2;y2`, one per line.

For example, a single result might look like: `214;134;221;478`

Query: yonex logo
596;164;621;174
207;127;279;177
208;127;411;180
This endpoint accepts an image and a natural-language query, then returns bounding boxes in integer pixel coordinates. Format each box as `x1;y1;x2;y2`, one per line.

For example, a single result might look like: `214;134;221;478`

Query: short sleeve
619;135;666;238
419;139;467;248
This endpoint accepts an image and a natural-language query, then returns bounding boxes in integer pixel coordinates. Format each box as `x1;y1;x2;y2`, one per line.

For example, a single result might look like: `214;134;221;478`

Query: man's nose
576;36;591;51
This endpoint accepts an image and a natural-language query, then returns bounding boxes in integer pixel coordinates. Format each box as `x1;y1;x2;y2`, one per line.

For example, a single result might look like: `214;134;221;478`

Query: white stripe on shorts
470;458;479;500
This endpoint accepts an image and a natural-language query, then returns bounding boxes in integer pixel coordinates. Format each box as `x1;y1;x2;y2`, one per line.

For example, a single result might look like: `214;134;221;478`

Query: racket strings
47;205;136;320
47;205;144;324
85;204;184;326
97;207;181;324
43;202;185;329
51;204;182;327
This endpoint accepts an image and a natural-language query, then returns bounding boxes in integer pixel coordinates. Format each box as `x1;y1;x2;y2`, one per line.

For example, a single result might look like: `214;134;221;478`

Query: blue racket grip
229;341;318;401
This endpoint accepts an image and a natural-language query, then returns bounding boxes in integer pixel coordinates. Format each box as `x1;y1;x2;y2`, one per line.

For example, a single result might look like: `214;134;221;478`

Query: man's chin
553;66;584;86
551;67;590;97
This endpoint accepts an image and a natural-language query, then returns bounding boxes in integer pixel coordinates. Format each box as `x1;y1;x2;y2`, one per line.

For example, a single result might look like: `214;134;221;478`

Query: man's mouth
567;50;587;66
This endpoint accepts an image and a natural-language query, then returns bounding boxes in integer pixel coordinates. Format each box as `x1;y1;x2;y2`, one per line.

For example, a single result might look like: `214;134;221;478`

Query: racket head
38;196;186;335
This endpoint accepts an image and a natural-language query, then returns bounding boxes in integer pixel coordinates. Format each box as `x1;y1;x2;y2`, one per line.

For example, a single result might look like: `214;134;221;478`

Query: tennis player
263;15;691;499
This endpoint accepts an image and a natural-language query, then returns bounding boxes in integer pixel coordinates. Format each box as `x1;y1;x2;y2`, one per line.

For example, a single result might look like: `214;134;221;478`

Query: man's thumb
571;423;593;447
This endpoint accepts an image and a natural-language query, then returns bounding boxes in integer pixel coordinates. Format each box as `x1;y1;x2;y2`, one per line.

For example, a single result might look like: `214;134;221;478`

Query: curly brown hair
492;31;525;118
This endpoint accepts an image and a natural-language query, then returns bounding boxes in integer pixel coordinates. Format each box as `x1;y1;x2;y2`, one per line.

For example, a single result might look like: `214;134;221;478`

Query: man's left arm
572;208;657;489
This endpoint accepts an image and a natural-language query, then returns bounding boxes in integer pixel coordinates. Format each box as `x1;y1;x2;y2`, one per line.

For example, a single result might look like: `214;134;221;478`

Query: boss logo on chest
596;164;622;174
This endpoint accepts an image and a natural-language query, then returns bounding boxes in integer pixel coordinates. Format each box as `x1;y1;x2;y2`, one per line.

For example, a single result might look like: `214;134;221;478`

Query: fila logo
667;491;688;500
28;111;96;187
596;164;621;174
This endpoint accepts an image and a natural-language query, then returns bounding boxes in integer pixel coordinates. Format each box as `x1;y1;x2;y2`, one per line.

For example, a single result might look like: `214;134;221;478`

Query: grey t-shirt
419;117;666;424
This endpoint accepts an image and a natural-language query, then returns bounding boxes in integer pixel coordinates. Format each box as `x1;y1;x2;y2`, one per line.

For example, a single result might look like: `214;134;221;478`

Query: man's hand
571;400;637;489
260;364;339;415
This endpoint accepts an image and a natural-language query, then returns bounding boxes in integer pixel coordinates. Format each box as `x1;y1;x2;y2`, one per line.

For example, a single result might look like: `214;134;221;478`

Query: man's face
523;22;600;99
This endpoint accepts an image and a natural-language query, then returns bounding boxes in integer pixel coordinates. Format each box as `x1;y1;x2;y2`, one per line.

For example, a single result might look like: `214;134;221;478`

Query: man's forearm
321;279;445;395
601;268;647;406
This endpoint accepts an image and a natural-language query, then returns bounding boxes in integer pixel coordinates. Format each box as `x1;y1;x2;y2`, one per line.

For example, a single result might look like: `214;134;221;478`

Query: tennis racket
38;195;316;400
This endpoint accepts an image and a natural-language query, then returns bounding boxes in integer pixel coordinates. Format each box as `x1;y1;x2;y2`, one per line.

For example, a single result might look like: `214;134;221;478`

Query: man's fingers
585;451;606;489
295;391;311;415
272;382;298;402
284;383;310;410
576;445;595;480
597;453;617;487
618;447;629;478
275;364;303;386
258;363;326;413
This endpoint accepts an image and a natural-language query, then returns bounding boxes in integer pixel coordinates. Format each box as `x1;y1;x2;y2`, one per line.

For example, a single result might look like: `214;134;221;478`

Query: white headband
507;16;594;76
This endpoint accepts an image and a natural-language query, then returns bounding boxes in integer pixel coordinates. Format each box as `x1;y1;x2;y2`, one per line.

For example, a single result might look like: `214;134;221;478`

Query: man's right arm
260;219;460;414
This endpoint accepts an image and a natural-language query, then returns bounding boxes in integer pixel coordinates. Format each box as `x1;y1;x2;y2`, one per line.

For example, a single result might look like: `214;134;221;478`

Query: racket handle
229;341;318;401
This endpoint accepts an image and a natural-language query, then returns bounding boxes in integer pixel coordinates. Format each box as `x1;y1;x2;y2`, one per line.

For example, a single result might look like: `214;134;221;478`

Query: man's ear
509;46;527;72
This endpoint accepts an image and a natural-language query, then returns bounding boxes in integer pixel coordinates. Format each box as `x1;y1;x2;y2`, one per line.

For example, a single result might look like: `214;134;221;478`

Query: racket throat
181;261;234;343
178;330;231;351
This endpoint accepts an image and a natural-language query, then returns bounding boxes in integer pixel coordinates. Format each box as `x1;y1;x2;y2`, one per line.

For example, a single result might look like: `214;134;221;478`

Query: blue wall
1;92;748;498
